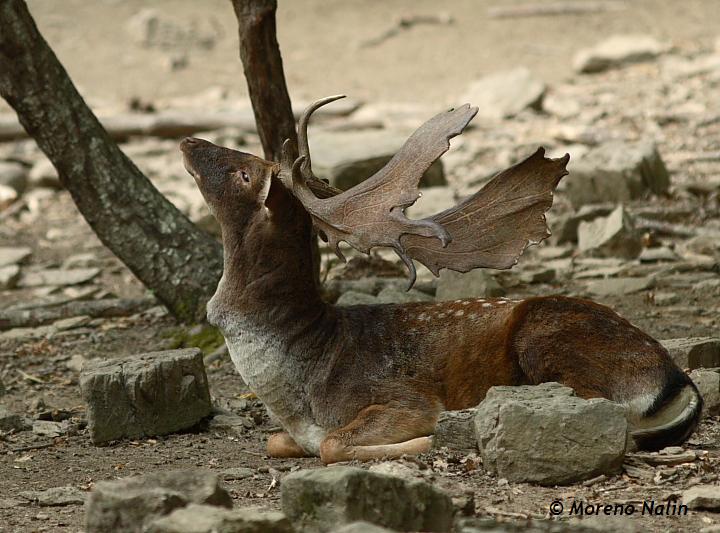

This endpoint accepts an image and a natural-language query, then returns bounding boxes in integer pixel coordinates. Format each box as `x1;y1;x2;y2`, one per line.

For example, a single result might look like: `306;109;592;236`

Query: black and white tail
630;371;703;451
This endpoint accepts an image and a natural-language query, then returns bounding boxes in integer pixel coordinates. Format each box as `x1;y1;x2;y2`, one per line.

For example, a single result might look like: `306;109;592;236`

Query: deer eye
240;171;250;183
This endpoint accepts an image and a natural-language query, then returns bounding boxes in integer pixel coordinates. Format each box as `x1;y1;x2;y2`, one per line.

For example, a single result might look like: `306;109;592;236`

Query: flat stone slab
146;504;293;533
564;140;669;207
80;348;211;443
436;269;505;300
574;34;666;73
0;246;31;267
461;67;545;120
660;337;720;370
18;486;86;507
0;264;20;290
308;128;445;190
577;205;641;259
86;470;232;533
586;276;654;296
281;466;453;533
682;485;720;511
18;267;100;287
475;383;628;485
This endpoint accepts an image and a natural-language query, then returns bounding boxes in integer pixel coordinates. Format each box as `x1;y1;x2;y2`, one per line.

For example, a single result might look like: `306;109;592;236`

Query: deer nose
180;137;201;152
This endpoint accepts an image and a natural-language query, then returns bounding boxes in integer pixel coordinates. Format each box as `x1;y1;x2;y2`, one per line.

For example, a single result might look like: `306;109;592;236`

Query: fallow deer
181;96;702;464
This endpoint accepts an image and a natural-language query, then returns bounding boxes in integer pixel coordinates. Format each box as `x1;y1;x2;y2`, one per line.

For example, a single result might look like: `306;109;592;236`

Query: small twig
582;474;607;487
11;442;54;452
17;369;45;384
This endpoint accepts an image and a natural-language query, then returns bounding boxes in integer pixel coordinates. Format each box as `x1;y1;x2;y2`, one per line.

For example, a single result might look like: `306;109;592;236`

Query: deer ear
263;167;290;213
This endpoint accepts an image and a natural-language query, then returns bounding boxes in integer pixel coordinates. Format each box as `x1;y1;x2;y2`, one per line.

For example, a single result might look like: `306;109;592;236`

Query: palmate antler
280;96;569;288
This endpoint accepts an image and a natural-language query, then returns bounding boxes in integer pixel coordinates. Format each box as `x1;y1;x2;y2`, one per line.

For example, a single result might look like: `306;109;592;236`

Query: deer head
180;137;279;224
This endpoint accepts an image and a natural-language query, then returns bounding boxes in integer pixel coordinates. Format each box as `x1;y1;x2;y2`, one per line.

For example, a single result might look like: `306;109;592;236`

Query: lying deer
181;96;701;464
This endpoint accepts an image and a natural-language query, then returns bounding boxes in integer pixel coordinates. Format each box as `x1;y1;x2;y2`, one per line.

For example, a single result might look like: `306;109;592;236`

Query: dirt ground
1;1;720;532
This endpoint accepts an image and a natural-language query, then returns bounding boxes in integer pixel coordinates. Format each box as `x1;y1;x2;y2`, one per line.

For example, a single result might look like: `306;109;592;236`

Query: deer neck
208;208;327;336
206;207;332;444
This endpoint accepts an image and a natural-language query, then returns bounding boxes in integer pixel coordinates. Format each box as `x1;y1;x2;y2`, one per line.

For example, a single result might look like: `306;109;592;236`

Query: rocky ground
2;1;720;532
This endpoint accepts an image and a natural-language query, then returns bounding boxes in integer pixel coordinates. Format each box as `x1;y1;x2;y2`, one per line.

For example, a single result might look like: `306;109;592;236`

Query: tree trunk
231;0;321;281
231;0;298;162
0;0;223;322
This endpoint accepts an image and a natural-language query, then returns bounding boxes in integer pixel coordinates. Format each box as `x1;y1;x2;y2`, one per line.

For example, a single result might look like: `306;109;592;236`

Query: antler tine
297;95;346;180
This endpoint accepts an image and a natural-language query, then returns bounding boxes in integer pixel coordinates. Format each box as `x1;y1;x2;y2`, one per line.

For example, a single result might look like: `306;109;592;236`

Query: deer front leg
319;402;440;464
267;432;310;458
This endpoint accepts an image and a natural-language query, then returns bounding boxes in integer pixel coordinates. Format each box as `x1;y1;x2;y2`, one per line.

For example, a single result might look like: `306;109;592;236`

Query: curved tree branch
0;0;223;322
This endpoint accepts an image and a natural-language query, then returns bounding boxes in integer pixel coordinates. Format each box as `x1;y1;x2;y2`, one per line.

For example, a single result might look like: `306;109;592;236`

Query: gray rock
474;383;628;485
564;141;669;207
375;287;433;304
0;406;26;432
586;276;654;296
683;485;720;511
405;186;456;220
332;522;395;533
689;368;720;416
80;349;212;444
146;504;293;533
652;292;680;306
0;246;32;267
0;184;18;207
18;267;100;288
456;516;601;532
692;278;720;295
683;235;720;256
461;67;545;120
0;498;24;509
65;354;89;372
519;268;556;284
433;409;478;450
54;315;92;331
0;264;20;290
436;269;505;301
574;34;666;73
308;129;445;190
0;161;27;194
85;470;232;533
125;8;218;50
33;420;68;438
19;486;86;507
281;466;453;533
639;246;678;263
552;204;614;244
336;291;378;306
207;412;253;436
218;467;255;481
577;205;642;259
28;159;61;189
660;338;720;370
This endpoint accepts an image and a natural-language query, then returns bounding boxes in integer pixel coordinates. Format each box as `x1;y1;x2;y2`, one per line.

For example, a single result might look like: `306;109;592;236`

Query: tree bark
231;0;298;162
0;0;223;322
